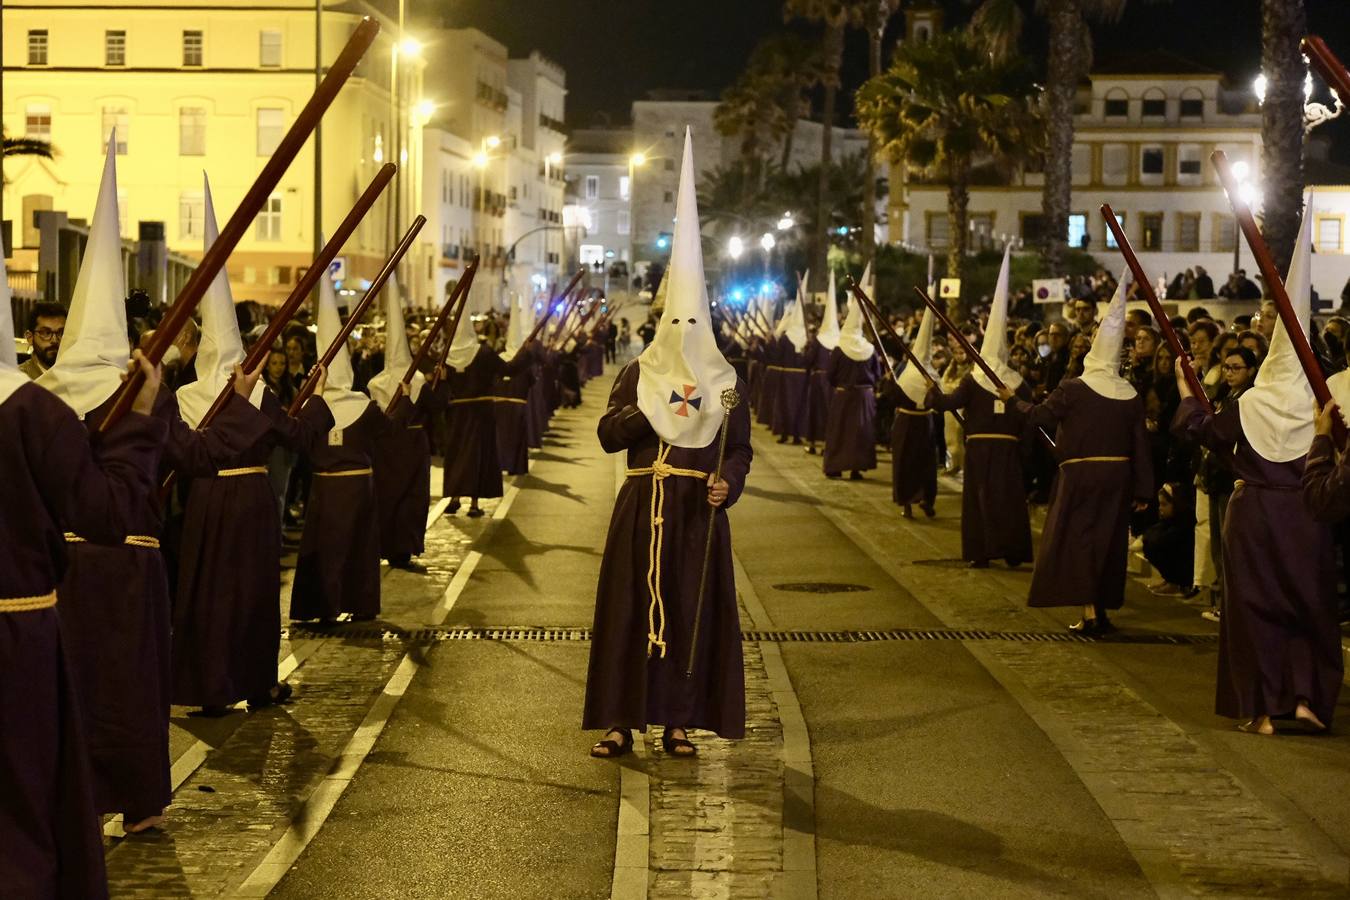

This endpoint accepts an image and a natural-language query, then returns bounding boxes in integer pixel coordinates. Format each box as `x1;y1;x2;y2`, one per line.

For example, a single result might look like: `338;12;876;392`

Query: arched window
1103;88;1129;119
1179;87;1204;119
1141;88;1166;119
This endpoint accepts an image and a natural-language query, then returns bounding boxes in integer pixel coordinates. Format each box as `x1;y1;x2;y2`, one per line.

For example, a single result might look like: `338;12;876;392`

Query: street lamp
760;232;776;253
398;37;423;58
1254;70;1342;133
1229;159;1260;275
414;99;436;126
728;236;744;260
777;213;794;231
627;151;649;276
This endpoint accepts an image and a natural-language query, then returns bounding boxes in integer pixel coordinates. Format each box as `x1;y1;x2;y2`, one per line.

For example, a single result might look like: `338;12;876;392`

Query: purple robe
822;349;880;474
173;391;332;706
1;382;166;900
373;384;445;561
802;340;831;443
1023;379;1151;608
59;387;264;820
291;401;391;621
583;363;752;738
756;339;778;426
771;337;808;439
494;358;534;476
929;374;1034;564
882;382;938;508
442;344;527;499
1180;399;1341;724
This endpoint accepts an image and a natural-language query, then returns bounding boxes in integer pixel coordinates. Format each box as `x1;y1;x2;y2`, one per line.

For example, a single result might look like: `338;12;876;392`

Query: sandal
1238;718;1275;736
661;728;697;758
590;728;633;759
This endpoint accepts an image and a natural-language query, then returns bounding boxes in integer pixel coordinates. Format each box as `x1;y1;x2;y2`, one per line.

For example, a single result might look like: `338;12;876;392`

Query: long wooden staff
1100;204;1210;412
428;258;482;388
914;287;1055;449
848;278;963;428
291;215;426;414
547;288;585;350
388;258;477;413
101;18;381;431
562;299;602;346
1304;36;1350;101
510;268;584;362
686;387;743;678
1211;149;1344;444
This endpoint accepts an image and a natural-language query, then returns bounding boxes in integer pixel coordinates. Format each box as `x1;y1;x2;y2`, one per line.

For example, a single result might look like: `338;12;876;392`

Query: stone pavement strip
759;432;1350;898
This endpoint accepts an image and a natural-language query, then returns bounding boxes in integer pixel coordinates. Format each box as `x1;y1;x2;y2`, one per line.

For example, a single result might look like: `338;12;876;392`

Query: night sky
431;0;1350;159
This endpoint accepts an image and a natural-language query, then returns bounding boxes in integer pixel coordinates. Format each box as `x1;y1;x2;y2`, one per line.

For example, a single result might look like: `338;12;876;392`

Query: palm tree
715;34;823;172
856;29;1044;317
858;1;900;268
971;0;1128;276
1260;0;1307;275
784;0;869;290
2;130;54;185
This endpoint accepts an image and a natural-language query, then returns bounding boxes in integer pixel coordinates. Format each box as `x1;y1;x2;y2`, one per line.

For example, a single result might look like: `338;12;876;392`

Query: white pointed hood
971;244;1021;393
368;273;422;410
503;280;534;358
783;275;807;352
635;128;738;449
444;292;481;370
37;137;129;417
1240;208;1315;462
817;269;840;350
316;272;372;429
839;262;876;363
1080;267;1136;401
898;306;936;405
176;175;264;427
0;263;25;403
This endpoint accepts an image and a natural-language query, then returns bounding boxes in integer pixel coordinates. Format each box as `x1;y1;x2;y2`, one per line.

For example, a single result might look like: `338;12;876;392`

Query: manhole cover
771;582;872;594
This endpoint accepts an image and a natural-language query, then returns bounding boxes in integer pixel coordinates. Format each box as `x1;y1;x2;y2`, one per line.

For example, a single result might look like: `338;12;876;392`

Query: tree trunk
1040;0;1083;277
947;156;971;321
1260;0;1307;278
813;21;844;291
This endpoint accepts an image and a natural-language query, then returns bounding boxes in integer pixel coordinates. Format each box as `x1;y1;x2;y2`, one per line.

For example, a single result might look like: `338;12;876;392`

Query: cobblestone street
102;368;1350;899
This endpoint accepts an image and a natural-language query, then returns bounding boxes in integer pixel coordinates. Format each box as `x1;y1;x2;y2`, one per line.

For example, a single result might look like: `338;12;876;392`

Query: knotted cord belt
766;365;807;373
315;467;373;477
1232;478;1299;491
64;533;161;549
625;442;709;659
1059;455;1128;466
896;407;932;416
0;590;57;613
966;433;1019;441
216;466;267;477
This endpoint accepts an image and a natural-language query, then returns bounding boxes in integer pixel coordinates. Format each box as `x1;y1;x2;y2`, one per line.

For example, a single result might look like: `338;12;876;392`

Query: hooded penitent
838;297;876;364
971;244;1023;394
817;269;841;351
503;285;535;359
316;272;373;430
367;273;423;410
1079;268;1137;401
1239;207;1315;463
176;174;265;428
898;305;937;406
444;290;481;370
635;128;737;450
0;262;24;403
37;136;129;417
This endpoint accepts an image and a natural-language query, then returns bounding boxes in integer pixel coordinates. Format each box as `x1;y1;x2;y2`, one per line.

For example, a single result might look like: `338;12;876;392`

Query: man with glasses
20;302;67;380
1071;298;1097;332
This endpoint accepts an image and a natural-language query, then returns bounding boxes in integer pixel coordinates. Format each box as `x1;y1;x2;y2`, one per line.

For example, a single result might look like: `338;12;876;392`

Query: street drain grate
283;625;1218;646
772;582;873;594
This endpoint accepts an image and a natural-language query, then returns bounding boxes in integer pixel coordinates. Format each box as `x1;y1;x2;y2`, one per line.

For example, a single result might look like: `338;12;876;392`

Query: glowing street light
630;152;648;167
473;151;489;168
777;213;794;231
414;99;436;126
398;37;423;58
485;134;502;150
547;151;563;165
760;232;776;252
728;236;744;259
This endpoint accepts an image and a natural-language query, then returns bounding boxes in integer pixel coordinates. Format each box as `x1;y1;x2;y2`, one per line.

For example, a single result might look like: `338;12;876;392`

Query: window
25;104;52;140
28;30;48;66
179;192;204;239
1178;213;1201;252
183;30;203;67
617;210;630;235
1214;215;1236;252
1071;144;1092;186
1140;146;1165;183
1141;213;1163;251
1141;89;1166;118
928;212;950;248
1177;144;1202;183
1105;213;1125;250
663;190;673;203
1067;213;1088;249
256;108;284;156
664;159;674;171
1103;90;1128;119
101;107;129;155
1102;144;1128;186
105;30;126;66
619;175;630;200
970;213;994;251
255;195;282;241
1317;216;1344;252
259;30;282;67
585;175;599;199
1020;213;1045;244
178;107;206;155
1180;89;1204;119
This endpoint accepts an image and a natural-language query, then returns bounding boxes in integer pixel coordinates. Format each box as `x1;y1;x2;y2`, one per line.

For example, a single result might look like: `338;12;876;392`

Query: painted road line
426;497;450;528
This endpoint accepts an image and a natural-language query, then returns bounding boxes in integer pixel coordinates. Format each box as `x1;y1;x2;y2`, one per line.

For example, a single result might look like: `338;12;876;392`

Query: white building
895;51;1350;298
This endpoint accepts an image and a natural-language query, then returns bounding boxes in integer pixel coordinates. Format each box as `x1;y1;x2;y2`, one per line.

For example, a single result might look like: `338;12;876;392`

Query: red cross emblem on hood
668;384;702;417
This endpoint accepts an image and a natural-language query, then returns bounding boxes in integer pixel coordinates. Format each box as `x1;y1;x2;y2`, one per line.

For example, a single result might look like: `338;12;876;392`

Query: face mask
1037;343;1051;359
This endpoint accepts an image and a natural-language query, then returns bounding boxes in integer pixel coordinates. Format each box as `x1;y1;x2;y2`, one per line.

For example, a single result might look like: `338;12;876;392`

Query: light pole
627;151;647;283
1229;159;1260;276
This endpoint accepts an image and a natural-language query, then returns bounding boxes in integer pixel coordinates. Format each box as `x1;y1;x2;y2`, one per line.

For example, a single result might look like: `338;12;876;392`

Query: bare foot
1237;716;1275;735
1295;702;1328;733
124;813;166;833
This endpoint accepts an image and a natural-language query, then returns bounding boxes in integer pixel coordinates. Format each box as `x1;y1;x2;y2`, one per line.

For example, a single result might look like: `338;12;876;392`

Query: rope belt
625;442;709;659
766;365;806;373
1232;478;1299;492
216;466;268;477
407;424;425;430
0;590;57;613
1060;455;1128;466
966;433;1019;442
64;533;161;549
315;467;373;477
490;397;528;405
447;397;495;406
896;407;932;416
